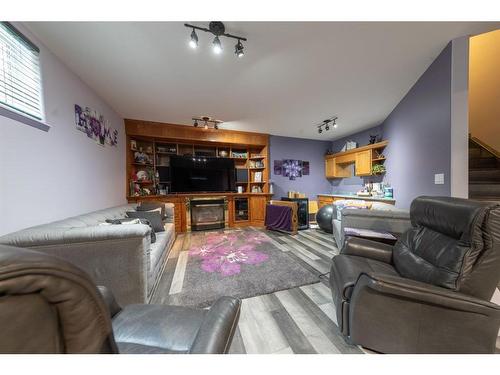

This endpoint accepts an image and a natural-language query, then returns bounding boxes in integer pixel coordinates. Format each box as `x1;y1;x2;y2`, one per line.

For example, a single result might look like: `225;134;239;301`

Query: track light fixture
184;22;247;58
189;28;198;49
235;39;244;58
316;116;338;134
192;116;223;130
212;36;222;54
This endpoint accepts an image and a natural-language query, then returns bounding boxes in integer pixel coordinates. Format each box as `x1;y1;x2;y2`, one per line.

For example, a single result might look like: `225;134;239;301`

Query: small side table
343;227;398;245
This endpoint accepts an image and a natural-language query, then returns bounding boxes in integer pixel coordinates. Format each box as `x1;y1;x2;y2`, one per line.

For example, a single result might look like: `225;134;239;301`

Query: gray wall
0;24;126;235
269;135;332;200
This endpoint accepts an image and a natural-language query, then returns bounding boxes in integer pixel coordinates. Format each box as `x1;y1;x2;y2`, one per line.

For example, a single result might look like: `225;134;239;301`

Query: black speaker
236;168;248;183
281;197;309;230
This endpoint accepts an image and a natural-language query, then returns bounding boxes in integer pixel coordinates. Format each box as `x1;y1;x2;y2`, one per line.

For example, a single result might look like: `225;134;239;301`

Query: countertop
318;193;396;203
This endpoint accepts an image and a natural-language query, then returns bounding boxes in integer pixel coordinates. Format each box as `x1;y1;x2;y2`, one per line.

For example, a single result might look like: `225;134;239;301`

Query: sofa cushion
137;201;165;218
330;254;399;300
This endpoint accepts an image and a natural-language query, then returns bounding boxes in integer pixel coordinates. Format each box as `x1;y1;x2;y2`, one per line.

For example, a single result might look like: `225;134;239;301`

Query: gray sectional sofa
0;203;175;306
332;202;411;248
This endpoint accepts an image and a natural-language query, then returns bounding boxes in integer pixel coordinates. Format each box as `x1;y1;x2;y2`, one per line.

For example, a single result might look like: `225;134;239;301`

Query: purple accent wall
382;43;452;208
328;43;453;208
330;125;384;194
269;135;332;199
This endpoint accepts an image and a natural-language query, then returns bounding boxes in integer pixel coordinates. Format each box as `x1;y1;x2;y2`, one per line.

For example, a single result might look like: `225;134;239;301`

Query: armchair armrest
341;236;393;264
190;297;241;354
356;273;500;317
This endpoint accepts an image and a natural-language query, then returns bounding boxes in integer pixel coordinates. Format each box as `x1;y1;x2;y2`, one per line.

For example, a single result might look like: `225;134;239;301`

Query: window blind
0;22;43;120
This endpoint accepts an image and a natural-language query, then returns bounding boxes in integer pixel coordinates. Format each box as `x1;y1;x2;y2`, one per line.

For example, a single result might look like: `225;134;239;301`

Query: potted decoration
372;164;386;175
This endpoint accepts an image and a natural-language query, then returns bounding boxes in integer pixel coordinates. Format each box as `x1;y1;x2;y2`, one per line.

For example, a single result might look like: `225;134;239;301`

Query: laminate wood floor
152;227;500;354
152;227;363;354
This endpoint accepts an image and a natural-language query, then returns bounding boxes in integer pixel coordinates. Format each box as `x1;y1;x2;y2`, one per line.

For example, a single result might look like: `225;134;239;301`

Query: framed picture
131;140;137;151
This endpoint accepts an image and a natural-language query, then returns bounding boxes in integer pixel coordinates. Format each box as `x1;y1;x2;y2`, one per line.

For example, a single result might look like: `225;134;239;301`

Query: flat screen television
170;155;236;193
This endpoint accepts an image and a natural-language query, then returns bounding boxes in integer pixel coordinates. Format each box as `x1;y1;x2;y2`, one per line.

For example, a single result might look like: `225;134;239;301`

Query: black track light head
318;127;322;134
214;123;219;130
193;120;198;127
235;40;244;58
189;28;198;49
325;124;330;131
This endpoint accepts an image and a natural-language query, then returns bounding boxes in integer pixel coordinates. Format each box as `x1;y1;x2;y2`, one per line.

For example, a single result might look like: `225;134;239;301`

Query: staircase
469;137;500;202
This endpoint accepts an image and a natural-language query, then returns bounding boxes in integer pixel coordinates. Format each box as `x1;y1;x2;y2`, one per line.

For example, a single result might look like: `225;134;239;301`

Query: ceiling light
235;40;244;58
184;22;247;59
193;119;198;127
204;121;209;129
212;36;222;54
189;28;198;49
318;128;322;134
214;123;218;130
325;124;330;131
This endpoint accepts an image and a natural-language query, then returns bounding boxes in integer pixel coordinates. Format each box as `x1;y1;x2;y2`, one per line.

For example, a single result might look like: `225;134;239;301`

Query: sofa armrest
341;236;393;264
97;285;122;318
0;224;151;248
190;297;241;354
0;225;153;306
356;273;500;316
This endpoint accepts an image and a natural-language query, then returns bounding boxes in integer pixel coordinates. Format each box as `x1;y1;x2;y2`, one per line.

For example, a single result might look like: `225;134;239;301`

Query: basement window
0;22;48;131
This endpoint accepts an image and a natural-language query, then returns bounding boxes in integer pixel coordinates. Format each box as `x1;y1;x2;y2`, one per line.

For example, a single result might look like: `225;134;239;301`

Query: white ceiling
26;22;499;140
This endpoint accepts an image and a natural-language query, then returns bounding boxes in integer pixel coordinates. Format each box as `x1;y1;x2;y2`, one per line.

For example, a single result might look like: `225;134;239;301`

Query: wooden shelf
326;140;388;159
250;181;266;184
156;151;176;155
249;156;266;160
132;163;154;167
136;180;154;184
249;167;265;170
372;157;386;162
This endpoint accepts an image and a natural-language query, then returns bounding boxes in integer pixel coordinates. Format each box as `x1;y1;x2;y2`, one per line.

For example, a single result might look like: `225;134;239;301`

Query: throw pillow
137;201;165;218
104;218;156;243
126;211;165;232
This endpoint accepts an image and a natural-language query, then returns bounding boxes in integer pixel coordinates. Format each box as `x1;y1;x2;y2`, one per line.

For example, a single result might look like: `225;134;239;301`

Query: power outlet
434;173;445;185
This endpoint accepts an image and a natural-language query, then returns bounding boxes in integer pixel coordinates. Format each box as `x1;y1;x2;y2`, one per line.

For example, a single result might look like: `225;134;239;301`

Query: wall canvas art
274;159;310;180
75;104;118;147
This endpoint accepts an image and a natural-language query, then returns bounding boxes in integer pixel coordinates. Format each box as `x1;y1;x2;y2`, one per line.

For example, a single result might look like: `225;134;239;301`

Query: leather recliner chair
0;244;241;354
330;196;500;353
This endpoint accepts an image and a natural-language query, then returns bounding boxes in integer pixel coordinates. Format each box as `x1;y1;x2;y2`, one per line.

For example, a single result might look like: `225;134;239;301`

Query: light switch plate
434;173;445;185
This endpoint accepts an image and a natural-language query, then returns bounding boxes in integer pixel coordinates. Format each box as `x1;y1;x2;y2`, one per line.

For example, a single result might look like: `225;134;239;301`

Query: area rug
168;229;319;307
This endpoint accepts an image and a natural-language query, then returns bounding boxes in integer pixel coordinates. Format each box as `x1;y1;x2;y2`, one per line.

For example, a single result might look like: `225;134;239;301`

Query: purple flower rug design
157;228;320;308
189;231;270;276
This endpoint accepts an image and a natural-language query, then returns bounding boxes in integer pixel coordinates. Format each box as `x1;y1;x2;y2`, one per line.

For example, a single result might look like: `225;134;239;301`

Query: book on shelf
253;171;262;182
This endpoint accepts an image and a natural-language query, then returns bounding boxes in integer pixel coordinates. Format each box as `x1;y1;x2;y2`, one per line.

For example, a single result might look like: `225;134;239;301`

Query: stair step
469;183;500;197
469;169;500;182
469;196;500;202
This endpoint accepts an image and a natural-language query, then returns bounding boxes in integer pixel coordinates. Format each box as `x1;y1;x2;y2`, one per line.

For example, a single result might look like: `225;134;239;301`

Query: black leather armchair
330;196;500;353
0;244;241;354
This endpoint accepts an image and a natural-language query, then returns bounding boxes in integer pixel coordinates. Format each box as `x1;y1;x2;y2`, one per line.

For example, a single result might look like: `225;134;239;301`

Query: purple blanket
265;204;292;232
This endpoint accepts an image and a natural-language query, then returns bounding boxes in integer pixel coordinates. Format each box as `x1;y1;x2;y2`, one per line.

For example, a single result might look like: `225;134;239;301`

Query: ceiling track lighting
184;22;247;58
192;116;223;130
317;116;338;134
189;28;198;49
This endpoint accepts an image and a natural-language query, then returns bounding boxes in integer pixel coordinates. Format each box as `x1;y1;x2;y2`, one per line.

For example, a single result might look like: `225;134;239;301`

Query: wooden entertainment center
125;119;272;232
